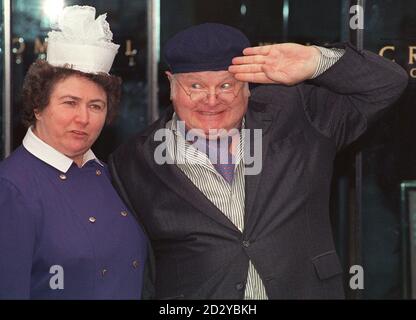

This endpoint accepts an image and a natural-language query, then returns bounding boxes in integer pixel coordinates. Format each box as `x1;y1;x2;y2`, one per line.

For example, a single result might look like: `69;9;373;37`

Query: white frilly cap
46;5;120;74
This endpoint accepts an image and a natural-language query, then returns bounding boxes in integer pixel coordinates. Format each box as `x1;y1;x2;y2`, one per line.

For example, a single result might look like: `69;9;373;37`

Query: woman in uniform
0;5;148;299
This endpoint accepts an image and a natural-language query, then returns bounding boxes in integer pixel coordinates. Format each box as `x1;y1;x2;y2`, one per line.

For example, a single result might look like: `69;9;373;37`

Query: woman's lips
70;130;88;137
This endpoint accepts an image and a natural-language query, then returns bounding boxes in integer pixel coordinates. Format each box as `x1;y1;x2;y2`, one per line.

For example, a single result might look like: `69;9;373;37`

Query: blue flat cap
164;23;250;74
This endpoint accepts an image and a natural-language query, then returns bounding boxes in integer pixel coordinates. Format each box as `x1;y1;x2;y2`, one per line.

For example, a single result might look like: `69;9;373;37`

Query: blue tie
208;137;235;184
213;162;235;183
192;135;235;183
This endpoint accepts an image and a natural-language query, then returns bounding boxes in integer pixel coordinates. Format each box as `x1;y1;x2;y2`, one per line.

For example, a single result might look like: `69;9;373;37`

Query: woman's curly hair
21;60;122;127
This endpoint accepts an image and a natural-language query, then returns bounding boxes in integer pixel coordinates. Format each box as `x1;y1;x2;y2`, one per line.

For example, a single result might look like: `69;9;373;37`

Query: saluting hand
228;43;321;86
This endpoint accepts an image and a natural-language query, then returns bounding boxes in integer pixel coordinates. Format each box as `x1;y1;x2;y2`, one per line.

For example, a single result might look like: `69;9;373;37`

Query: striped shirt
312;47;345;79
165;47;344;299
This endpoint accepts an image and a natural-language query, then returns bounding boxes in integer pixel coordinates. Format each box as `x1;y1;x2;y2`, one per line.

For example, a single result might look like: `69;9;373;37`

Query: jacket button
132;260;139;269
96;169;102;176
242;240;250;248
89;216;96;223
120;211;128;217
101;268;108;276
236;282;245;291
59;174;67;181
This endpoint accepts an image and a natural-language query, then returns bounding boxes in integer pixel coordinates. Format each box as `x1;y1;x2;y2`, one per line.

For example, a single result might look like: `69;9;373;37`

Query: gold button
59;174;67;181
102;268;107;276
96;169;102;176
121;211;128;217
132;260;139;269
89;216;96;223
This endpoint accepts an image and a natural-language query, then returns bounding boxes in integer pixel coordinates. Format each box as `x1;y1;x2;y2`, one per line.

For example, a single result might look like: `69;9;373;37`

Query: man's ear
165;71;173;83
166;71;176;100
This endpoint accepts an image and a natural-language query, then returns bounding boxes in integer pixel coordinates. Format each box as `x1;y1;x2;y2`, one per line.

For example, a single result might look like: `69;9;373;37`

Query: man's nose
206;89;219;106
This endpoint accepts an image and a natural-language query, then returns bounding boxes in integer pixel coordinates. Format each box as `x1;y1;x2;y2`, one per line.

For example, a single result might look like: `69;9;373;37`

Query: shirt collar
22;126;104;173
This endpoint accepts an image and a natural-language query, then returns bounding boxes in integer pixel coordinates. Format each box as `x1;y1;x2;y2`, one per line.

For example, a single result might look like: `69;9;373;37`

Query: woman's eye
90;104;104;111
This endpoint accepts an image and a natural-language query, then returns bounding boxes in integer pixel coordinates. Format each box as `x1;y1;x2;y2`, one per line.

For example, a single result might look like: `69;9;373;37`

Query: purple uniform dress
0;129;148;299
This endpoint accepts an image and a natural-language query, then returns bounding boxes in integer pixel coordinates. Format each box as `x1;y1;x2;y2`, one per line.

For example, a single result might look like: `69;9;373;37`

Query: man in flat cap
109;23;408;299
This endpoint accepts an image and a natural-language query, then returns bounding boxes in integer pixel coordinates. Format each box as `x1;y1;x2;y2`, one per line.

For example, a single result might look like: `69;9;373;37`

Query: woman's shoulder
0;146;40;187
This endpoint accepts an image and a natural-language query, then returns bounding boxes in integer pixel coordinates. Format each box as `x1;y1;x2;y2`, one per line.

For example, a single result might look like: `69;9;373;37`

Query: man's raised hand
229;43;321;86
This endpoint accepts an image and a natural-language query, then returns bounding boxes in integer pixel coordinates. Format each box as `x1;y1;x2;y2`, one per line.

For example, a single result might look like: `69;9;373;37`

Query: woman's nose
75;105;90;125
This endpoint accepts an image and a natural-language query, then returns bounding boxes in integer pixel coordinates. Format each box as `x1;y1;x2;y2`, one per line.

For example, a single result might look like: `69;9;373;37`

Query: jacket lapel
243;100;275;230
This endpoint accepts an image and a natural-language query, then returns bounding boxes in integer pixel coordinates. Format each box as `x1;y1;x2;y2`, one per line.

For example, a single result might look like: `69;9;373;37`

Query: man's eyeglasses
172;76;244;104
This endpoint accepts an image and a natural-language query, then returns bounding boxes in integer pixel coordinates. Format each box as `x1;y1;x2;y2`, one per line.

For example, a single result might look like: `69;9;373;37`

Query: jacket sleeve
300;42;409;150
0;178;37;299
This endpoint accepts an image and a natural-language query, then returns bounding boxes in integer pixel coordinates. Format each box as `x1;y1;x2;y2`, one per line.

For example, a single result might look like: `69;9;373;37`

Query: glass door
360;0;416;299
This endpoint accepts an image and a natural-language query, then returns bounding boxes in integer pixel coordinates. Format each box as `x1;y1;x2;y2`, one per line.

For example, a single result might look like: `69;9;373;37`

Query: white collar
22;127;104;173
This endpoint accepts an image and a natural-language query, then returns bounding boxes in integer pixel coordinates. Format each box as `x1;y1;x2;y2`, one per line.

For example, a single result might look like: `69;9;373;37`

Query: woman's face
33;74;107;164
